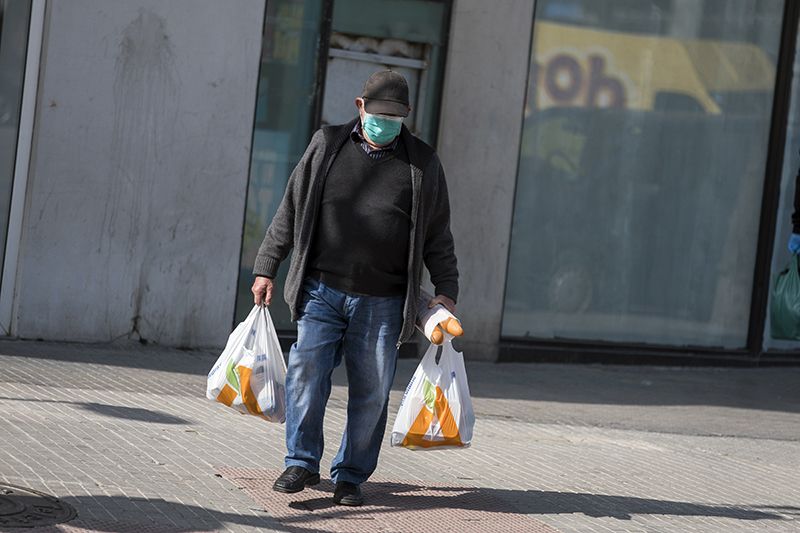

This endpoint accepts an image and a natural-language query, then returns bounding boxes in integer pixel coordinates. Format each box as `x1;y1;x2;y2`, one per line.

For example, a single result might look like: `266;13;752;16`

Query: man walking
250;70;459;506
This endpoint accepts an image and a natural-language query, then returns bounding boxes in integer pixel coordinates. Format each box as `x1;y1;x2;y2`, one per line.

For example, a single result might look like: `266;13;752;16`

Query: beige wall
17;0;265;346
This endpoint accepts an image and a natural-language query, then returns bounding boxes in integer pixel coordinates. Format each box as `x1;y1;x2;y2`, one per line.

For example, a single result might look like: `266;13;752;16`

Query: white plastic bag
391;340;474;449
206;305;287;423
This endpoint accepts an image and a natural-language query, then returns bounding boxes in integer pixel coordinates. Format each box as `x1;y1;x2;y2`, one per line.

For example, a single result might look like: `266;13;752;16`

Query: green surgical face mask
362;112;403;145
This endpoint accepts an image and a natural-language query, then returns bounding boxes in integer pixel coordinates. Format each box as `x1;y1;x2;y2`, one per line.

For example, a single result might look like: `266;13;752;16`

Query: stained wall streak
16;0;265;346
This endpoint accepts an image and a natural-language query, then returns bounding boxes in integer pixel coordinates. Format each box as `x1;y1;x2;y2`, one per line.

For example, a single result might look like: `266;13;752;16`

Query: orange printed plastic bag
206;305;287;423
391;340;474;450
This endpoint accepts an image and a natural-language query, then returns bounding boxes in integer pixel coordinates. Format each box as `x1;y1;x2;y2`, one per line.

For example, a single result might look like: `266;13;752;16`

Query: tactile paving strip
216;467;560;533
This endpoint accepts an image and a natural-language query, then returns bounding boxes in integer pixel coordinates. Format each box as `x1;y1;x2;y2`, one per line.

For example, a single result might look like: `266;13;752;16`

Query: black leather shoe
272;466;320;493
333;481;363;506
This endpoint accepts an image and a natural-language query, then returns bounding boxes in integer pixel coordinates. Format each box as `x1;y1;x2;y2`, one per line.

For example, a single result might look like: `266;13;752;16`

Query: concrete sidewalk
0;339;798;532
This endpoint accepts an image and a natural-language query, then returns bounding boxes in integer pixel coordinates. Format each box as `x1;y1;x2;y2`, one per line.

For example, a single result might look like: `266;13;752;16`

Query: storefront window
235;0;326;328
0;0;32;280
502;0;785;348
766;26;800;349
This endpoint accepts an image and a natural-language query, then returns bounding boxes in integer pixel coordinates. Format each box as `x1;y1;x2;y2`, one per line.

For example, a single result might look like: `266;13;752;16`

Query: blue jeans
284;277;404;485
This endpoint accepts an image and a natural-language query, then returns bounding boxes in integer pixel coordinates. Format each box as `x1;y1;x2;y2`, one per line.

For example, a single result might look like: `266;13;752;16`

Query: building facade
3;0;800;364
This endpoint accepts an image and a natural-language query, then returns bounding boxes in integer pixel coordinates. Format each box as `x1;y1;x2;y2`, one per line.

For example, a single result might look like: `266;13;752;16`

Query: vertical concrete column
436;0;535;360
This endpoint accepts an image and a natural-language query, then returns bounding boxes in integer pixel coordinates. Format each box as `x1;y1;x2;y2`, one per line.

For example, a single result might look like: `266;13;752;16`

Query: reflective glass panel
766;25;800;348
235;0;326;328
0;0;32;282
503;0;784;348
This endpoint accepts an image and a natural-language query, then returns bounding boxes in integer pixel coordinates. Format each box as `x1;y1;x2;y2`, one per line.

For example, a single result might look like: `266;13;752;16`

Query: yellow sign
528;22;775;115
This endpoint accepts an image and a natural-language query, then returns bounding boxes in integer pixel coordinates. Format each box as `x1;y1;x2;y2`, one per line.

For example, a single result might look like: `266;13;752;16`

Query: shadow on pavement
41;487;793;533
77;402;191;424
51;495;278;532
28;485;799;533
282;480;784;521
389;362;800;414
215;476;790;533
0;396;191;424
1;338;799;414
0;338;217;374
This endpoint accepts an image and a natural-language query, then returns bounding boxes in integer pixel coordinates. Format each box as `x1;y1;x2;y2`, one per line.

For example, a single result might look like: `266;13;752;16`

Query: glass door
766;19;800;350
0;0;33;288
235;0;329;328
0;0;34;335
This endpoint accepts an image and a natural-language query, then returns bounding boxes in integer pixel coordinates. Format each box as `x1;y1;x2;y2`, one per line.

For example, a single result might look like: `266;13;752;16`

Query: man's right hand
252;276;274;306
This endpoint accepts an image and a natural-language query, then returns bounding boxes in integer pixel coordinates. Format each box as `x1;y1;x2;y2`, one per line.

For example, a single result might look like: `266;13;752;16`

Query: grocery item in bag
415;288;463;344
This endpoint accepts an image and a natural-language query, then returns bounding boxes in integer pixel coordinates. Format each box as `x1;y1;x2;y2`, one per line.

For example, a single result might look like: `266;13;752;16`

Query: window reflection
503;0;784;348
767;27;800;348
235;0;325;328
0;0;33;286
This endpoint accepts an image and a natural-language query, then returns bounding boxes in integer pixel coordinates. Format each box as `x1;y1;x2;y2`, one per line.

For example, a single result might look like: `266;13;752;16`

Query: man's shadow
40;483;797;533
272;479;796;526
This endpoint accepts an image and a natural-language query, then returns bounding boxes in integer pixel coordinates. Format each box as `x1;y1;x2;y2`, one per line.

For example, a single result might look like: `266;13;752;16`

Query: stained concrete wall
16;0;265;346
436;0;534;360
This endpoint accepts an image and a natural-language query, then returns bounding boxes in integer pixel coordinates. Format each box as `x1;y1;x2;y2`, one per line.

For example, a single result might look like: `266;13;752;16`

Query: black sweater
307;137;412;296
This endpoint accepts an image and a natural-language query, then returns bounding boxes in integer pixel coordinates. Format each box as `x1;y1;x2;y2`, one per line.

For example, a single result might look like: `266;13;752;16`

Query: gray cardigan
253;118;459;347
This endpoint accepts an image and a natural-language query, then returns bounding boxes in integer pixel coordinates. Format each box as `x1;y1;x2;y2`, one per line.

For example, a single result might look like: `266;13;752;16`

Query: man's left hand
428;294;456;314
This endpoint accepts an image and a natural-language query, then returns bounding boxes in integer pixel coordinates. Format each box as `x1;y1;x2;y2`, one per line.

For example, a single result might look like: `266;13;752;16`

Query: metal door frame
0;0;46;335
